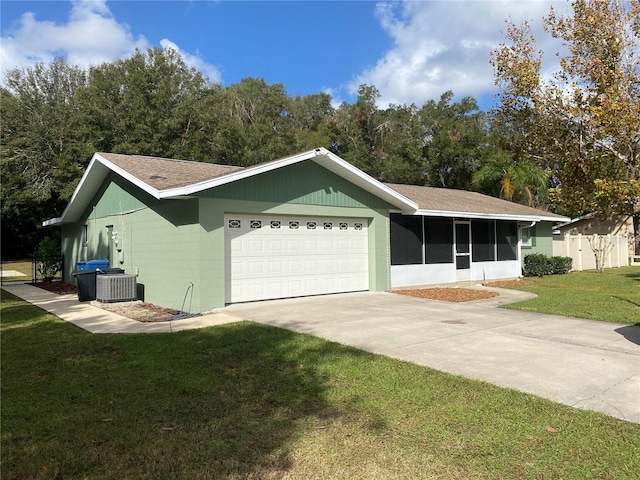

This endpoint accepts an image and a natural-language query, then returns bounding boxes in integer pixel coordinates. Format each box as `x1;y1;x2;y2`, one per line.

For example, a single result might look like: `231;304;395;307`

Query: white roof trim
44;148;417;226
405;209;570;222
158;148;418;210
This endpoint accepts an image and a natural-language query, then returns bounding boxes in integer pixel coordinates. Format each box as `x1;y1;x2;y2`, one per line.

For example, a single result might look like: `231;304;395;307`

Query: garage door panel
225;214;369;303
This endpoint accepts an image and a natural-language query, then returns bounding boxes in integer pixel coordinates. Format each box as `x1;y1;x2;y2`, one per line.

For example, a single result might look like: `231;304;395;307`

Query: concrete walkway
225;291;640;424
2;283;239;333
3;283;639;423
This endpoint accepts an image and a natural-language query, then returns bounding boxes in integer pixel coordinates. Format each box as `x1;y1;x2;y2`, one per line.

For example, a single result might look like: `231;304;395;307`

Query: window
83;225;88;243
497;221;517;261
390;214;423;265
521;225;536;247
425;217;454;264
472;220;495;262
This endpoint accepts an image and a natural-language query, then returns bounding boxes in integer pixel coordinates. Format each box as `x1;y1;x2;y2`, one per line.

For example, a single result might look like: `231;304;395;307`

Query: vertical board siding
200;161;393;210
82;173;150;220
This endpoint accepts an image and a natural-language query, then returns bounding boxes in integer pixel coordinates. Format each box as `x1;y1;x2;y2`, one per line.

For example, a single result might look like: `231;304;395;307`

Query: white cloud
0;0;222;85
159;39;222;84
1;0;148;79
350;0;567;107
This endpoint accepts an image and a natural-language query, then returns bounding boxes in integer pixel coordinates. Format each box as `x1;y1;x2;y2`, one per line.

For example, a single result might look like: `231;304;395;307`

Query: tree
472;151;548;206
419;92;490;189
1;58;91;256
79;48;211;159
492;0;640;259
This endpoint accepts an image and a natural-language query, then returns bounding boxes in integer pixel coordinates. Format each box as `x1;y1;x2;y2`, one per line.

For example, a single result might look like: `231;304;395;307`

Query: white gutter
405;209;569;223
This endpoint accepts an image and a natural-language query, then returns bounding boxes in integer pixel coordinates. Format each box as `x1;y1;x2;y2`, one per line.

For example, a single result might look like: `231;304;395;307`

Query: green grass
1;259;33;283
502;266;640;323
2;290;639;480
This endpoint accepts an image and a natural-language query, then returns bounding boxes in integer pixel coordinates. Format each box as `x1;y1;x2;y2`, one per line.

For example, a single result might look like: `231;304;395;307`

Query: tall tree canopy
492;0;640;251
2;50;500;257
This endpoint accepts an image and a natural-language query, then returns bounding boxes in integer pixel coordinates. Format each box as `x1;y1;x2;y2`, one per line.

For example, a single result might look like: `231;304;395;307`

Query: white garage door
225;214;369;303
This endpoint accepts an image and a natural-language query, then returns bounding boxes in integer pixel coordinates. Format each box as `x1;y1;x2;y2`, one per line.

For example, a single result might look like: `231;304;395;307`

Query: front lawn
2;290;639;479
503;266;640;323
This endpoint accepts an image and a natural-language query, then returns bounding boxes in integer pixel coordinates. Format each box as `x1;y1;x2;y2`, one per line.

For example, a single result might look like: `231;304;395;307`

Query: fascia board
315;149;418;210
42;154;107;226
408;209;570;222
95;153;162;199
42;153;162;226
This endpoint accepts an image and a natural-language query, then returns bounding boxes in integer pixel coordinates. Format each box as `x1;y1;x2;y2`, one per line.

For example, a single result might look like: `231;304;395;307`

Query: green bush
523;253;552;277
35;236;62;282
550;256;573;275
523;254;572;277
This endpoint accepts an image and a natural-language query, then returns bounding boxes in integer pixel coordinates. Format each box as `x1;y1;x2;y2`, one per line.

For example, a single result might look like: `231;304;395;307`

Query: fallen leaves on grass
393;288;499;303
484;279;532;288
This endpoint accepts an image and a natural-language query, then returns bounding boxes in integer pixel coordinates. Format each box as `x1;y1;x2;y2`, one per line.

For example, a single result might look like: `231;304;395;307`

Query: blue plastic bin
76;261;89;272
86;259;110;271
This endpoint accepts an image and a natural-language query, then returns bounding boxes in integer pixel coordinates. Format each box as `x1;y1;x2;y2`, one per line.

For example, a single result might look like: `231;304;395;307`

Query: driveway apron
224;291;640;424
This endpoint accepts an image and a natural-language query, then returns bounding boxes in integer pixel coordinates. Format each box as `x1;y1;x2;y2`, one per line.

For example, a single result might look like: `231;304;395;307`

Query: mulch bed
35;281;78;295
35;281;179;322
393;287;499;303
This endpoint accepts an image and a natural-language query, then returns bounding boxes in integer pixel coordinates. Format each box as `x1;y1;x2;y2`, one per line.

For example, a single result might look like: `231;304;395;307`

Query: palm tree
472;152;548;207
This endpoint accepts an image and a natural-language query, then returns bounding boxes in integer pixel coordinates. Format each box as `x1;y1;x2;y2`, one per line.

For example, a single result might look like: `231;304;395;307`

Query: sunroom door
455;221;471;281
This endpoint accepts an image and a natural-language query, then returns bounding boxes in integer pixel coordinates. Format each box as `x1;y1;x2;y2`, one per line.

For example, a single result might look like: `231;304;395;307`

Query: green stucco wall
525;222;554;257
61;161;393;312
61;175;203;312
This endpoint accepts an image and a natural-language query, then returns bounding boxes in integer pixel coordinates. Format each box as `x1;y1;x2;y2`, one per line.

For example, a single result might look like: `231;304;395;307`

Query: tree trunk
588;234;614;273
633;213;640;256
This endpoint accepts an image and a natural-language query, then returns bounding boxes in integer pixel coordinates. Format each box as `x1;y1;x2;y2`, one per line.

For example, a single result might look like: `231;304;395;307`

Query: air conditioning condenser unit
96;274;137;302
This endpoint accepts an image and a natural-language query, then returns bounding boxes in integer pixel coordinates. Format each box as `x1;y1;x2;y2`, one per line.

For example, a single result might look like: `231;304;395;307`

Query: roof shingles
385;183;566;219
98;153;244;191
96;153;564;220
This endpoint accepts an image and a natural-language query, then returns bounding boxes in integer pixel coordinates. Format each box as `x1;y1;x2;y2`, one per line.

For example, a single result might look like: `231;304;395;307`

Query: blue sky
1;1;567;108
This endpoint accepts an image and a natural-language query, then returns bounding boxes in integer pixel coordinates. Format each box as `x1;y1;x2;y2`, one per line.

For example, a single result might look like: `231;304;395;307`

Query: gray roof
99;153;244;190
44;150;569;226
386;183;567;221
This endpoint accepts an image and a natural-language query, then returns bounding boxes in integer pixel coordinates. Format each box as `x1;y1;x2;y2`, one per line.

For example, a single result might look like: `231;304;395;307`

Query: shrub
35;236;62;282
523;253;572;277
523;253;552;277
550;256;573;275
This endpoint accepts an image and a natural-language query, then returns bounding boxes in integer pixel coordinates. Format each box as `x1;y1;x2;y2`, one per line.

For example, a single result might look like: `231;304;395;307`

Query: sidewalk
2;283;240;333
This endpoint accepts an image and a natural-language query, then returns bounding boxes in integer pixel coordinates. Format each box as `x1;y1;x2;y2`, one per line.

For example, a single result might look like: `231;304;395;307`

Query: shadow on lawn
1;294;359;479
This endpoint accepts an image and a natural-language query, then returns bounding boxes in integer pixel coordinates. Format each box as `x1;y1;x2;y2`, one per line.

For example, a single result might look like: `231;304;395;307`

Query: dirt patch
35;281;178;322
36;281;77;295
97;302;180;322
393;287;499;303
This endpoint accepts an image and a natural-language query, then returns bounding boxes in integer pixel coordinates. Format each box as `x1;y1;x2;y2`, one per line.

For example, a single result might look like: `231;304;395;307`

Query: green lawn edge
500;266;640;323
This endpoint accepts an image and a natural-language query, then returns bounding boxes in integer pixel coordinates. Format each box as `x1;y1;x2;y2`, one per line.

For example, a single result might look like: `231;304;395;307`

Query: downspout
518;221;537;278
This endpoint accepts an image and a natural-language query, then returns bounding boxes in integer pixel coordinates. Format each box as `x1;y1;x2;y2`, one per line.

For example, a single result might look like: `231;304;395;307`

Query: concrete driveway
224;290;640;423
